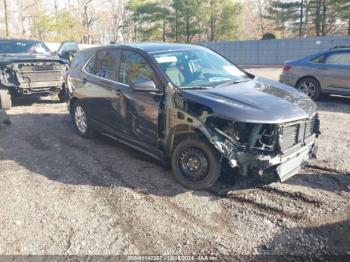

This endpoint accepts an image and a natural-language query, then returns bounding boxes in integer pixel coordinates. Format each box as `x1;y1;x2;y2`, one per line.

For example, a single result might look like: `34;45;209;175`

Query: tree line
0;0;349;44
265;0;350;38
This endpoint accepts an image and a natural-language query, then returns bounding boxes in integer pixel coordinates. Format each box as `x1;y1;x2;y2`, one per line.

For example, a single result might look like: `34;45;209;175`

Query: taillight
282;64;291;73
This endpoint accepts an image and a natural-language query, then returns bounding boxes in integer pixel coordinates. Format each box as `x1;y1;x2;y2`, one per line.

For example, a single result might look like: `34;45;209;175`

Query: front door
115;50;162;146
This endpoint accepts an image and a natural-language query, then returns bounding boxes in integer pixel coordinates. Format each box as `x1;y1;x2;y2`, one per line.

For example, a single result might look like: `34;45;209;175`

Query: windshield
153;48;250;88
0;40;51;54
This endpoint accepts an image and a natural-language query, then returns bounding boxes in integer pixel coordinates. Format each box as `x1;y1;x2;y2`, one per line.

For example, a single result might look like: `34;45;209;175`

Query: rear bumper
279;73;297;87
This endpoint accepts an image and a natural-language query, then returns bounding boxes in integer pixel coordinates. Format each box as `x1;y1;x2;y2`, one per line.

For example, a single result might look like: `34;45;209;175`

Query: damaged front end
163;84;320;182
209;116;320;181
0;61;67;95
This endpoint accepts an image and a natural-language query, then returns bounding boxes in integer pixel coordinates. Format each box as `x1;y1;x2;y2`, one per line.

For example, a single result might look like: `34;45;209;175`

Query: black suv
67;43;319;189
0;39;69;109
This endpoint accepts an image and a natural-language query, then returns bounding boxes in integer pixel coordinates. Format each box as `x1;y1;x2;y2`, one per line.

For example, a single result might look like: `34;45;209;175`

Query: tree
208;0;242;41
265;1;301;38
128;0;172;42
49;10;82;42
261;32;276;39
330;0;350;35
3;0;9;37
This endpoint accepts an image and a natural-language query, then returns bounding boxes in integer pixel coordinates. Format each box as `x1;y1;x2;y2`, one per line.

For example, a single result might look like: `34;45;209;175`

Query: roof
83;42;205;54
124;42;205;53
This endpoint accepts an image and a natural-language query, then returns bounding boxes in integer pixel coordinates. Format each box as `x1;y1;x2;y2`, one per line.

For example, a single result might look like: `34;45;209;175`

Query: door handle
112;89;121;96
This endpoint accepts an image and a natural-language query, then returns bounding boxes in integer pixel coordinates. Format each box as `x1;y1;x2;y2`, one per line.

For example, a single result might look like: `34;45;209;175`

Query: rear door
80;48;125;131
114;49;163;146
322;51;350;92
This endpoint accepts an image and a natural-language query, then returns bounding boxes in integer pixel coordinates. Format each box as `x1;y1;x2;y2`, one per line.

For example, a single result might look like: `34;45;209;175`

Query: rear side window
119;51;156;85
311;55;324;64
326;52;350;65
70;51;91;69
85;49;119;81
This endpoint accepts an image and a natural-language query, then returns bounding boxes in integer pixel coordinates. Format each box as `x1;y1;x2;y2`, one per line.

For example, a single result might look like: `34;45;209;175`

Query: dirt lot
0;68;349;257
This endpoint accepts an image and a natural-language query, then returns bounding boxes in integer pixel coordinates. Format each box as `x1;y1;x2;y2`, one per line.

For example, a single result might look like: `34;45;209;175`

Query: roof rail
330;45;350;50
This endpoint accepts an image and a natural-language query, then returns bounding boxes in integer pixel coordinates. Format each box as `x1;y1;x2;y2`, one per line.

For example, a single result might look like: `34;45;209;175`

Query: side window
61;42;78;52
311;55;324;64
326;52;350;65
119;51;156;86
85;49;118;81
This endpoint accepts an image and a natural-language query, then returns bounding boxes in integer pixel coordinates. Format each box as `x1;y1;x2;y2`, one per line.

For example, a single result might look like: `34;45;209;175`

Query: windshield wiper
214;79;250;89
180;86;208;90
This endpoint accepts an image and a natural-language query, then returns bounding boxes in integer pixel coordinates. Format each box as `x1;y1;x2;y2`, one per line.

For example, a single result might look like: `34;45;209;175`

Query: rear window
85;49;119;81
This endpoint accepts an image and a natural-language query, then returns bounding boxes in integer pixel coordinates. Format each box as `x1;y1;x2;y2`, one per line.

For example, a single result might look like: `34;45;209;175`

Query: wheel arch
69;97;79;114
296;75;321;89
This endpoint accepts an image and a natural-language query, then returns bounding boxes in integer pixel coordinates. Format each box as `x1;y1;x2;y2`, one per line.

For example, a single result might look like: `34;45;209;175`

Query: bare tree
3;0;9;37
81;0;95;44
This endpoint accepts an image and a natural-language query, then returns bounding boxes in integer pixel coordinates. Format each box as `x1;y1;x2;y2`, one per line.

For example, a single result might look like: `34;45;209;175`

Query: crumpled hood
0;53;66;65
180;77;317;124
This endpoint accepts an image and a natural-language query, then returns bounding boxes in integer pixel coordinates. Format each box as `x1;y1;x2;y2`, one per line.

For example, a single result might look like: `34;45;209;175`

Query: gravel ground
0;68;349;257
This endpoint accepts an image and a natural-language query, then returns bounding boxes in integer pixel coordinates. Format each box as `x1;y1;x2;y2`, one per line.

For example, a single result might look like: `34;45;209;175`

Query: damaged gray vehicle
0;39;69;110
67;43;320;190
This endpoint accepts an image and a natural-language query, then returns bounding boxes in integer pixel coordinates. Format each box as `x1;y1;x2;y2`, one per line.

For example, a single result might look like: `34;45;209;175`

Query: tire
171;138;222;190
72;101;96;138
58;88;67;102
0;89;12;110
296;77;321;100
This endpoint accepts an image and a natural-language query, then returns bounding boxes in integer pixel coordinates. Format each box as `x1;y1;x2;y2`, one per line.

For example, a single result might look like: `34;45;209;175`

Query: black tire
71;101;96;138
0;89;12;110
296;77;321;100
58;88;67;102
171;138;222;190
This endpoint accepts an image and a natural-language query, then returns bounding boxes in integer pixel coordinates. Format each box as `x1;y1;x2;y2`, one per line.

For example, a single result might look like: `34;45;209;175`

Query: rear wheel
171;138;222;190
296;77;321;100
72;101;96;138
0;89;12;110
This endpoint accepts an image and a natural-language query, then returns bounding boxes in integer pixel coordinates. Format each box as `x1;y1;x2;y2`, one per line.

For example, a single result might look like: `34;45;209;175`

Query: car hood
179;77;317;124
0;53;66;65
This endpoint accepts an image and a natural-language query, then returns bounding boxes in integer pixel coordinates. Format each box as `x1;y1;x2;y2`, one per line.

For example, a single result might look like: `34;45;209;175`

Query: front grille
279;115;316;153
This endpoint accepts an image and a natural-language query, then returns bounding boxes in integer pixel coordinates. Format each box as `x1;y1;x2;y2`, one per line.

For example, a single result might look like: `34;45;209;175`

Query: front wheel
72;102;96;138
171;138;222;190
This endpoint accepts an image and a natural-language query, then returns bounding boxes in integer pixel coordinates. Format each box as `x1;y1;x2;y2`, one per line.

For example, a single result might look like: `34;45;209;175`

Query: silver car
279;48;350;100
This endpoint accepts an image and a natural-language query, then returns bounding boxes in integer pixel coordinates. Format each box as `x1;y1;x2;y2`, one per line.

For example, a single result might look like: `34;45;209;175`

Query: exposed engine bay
0;61;67;95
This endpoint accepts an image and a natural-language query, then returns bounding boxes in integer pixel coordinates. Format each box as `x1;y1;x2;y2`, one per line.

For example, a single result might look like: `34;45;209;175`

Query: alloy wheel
74;105;88;134
299;81;316;98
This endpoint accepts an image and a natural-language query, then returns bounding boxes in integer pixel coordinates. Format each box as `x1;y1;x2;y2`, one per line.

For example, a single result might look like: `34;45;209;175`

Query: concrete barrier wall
201;36;350;65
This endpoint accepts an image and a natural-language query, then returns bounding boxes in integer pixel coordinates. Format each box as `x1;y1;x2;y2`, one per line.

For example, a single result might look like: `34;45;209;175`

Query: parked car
279;47;350;100
55;41;79;63
67;43;320;190
0;39;69;110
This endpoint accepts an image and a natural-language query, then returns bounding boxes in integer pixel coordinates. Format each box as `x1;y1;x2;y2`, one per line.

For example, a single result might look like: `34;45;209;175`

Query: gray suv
280;48;350;100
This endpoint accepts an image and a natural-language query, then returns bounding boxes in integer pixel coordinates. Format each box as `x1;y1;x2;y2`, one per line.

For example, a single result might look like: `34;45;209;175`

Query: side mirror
130;79;158;92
